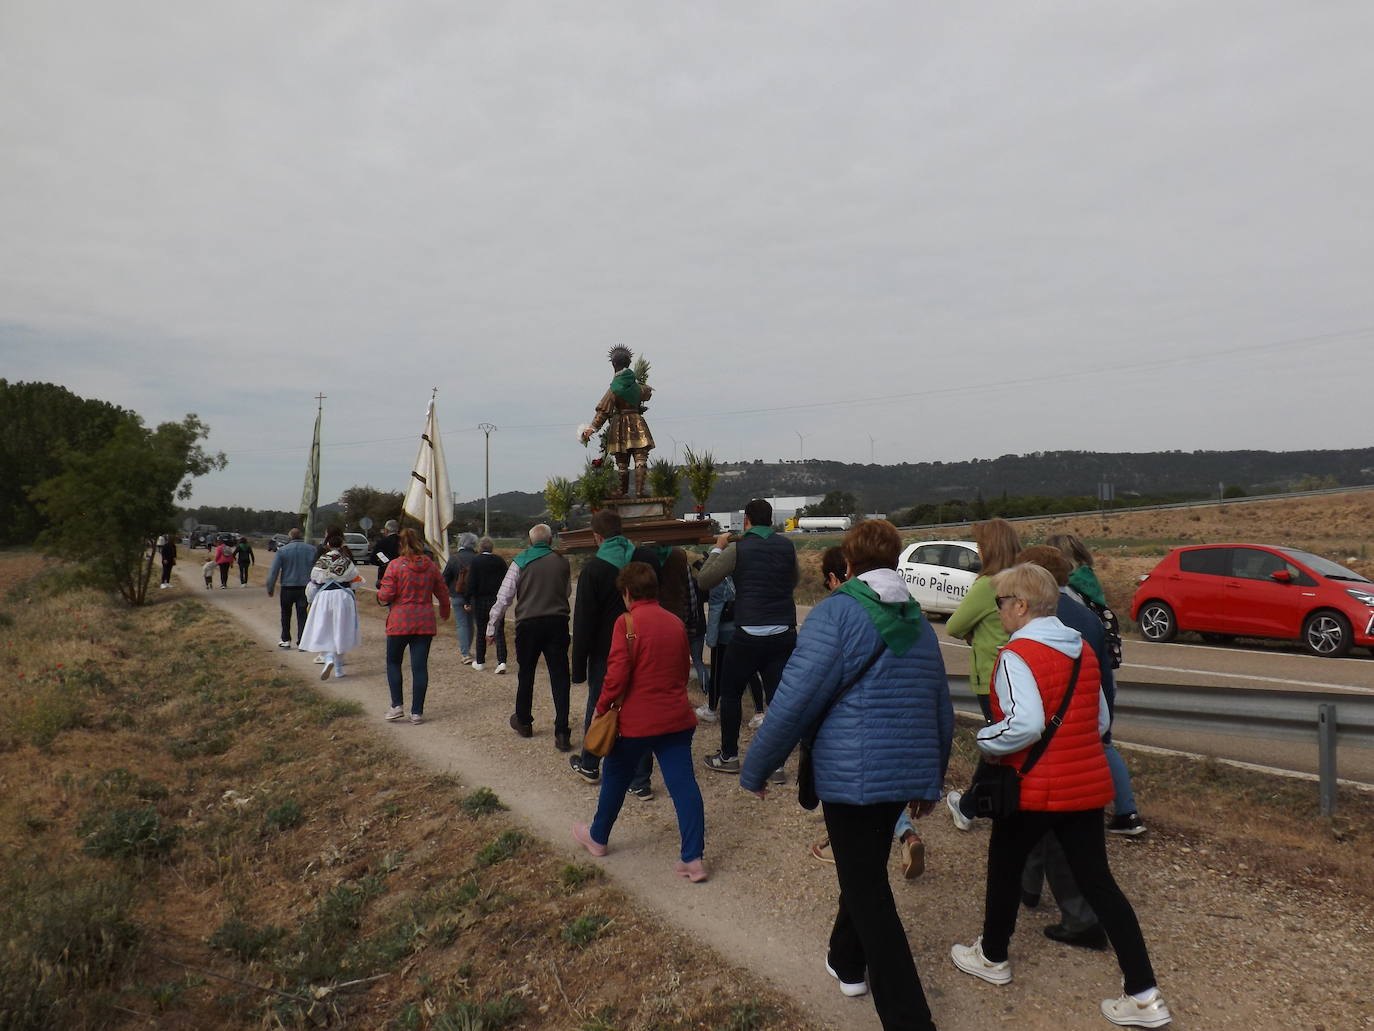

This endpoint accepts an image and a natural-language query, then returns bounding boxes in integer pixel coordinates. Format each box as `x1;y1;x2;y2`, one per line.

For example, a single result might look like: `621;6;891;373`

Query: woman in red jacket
376;529;450;724
573;561;707;881
949;563;1171;1029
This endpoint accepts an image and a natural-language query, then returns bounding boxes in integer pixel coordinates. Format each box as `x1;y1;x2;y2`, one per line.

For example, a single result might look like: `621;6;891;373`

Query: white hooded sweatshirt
976;615;1110;758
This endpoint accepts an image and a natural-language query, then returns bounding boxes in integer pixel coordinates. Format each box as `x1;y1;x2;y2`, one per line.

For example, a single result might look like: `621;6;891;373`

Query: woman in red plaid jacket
377;529;450;724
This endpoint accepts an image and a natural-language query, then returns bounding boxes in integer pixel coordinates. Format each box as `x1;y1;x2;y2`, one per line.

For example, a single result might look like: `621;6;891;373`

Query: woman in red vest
949;563;1172;1029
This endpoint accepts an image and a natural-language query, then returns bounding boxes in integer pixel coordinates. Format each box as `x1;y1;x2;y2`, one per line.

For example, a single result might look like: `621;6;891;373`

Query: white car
897;540;981;615
343;532;371;564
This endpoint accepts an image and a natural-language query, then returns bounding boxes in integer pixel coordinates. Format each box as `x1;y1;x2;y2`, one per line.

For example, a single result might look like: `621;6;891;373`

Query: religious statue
579;345;655;497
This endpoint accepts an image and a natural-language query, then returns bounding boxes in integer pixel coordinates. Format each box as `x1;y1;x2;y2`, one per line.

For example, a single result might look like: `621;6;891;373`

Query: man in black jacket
465;537;509;672
568;510;661;794
694;498;798;775
371;519;401;588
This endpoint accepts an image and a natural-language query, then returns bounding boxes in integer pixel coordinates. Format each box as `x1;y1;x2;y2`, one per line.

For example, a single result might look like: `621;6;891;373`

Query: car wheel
1137;601;1177;643
1302;610;1352;657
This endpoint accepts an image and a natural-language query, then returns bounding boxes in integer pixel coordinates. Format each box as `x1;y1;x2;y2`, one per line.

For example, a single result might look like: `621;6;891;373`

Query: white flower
576;423;592;447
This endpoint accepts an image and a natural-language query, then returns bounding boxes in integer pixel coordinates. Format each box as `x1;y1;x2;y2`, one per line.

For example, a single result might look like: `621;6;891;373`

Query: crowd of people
183;505;1169;1030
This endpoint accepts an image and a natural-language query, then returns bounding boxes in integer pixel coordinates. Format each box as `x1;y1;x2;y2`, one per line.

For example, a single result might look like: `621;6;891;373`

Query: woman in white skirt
300;528;362;679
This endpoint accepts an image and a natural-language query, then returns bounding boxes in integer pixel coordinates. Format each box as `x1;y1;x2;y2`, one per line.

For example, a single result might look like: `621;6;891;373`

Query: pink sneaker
572;822;607;857
674;858;708;883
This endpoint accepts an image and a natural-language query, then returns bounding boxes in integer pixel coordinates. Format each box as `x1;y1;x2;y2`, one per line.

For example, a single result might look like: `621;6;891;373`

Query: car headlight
1346;588;1374;607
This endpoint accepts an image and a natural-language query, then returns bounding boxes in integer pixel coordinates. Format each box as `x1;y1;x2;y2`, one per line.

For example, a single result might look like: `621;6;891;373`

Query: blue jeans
386;634;433;714
1105;742;1137;814
579;655;653;788
689;633;709;693
590;728;704;862
452;598;474;658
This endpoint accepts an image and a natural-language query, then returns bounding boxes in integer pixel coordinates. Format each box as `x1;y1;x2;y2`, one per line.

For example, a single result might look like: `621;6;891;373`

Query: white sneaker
276;640;292;649
1101;989;1172;1028
748;712;765;729
471;662;485;672
950;937;1011;985
409;713;423;725
320;661;334;680
694;704;719;723
946;790;974;831
495;662;507;674
314;654;327;663
384;706;404;721
824;958;869;997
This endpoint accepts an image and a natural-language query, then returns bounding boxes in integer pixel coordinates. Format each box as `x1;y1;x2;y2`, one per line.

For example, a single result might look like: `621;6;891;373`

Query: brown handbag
583;610;637;757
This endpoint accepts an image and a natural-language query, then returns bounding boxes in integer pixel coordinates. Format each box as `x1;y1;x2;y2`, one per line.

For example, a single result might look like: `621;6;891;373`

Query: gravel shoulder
190;565;1374;1030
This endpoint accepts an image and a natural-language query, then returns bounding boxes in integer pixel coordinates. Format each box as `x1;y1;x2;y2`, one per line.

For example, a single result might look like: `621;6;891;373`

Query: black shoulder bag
969;651;1083;820
796;642;887;810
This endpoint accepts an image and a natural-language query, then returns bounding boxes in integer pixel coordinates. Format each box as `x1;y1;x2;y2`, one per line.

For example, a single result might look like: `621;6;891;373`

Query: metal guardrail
946;676;1374;811
897;483;1374;533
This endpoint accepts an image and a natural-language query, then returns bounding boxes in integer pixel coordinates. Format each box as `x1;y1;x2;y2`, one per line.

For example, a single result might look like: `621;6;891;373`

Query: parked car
1131;544;1374;657
343;532;371;565
896;539;981;615
267;533;290;552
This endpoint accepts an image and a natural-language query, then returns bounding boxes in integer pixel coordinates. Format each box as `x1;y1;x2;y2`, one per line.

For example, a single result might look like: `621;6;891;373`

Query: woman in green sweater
944;517;1021;828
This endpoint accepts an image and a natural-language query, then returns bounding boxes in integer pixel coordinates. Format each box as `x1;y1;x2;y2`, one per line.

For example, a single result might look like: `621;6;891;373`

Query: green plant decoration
544;477;574;523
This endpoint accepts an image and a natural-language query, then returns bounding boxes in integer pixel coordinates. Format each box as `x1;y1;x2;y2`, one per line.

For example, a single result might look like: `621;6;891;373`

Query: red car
1131;544;1374;657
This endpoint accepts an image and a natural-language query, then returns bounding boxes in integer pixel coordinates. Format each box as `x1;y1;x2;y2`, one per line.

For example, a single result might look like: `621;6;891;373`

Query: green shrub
474;830;524;867
461;787;506;818
167;729;233;760
80;806;179;860
263;800;304;832
208;917;284;963
433;996;526;1030
559;862;603;890
560;914;611;947
0;867;139;1031
14;680;86;749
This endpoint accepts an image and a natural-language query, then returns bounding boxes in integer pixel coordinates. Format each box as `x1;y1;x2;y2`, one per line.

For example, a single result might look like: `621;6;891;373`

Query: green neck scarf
609;369;641;407
513;540;554;569
837;577;924;656
744;525;774;539
596;535;635;569
1069;565;1106;607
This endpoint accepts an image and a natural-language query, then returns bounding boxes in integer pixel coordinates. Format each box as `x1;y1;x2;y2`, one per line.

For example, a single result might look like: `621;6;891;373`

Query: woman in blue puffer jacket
741;519;952;1031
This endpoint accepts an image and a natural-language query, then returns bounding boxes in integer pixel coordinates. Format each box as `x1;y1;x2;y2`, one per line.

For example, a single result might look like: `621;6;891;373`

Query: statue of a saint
579;346;655;497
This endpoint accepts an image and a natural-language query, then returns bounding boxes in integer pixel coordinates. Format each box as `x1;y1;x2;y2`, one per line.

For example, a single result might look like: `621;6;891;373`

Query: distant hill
468;449;1374;516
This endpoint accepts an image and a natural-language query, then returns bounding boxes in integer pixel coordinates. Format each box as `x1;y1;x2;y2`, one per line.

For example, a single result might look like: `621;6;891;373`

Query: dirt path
184;565;1374;1030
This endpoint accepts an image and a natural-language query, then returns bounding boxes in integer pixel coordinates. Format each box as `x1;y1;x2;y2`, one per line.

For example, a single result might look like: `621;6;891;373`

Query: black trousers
160;560;175;585
278;585;308;644
217;562;231;586
708;643;765;713
824;800;936;1031
717;628;795;758
513;614;571;734
982;807;1157;995
473;598;507;665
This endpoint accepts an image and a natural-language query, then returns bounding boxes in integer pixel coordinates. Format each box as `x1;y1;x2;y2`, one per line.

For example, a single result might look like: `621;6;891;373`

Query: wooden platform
557;504;718;552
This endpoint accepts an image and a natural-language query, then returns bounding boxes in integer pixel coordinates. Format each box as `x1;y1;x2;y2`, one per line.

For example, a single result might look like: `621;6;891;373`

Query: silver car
343;532;371;564
897;540;981;615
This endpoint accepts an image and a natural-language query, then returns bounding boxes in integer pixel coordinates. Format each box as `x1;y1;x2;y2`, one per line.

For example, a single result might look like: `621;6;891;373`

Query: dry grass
0;552;809;1030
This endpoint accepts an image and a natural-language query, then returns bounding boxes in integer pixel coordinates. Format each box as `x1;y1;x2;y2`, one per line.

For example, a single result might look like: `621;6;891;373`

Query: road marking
1121;662;1374;694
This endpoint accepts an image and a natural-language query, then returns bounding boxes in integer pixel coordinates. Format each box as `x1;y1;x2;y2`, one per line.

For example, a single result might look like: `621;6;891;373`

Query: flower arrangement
576;458;616;511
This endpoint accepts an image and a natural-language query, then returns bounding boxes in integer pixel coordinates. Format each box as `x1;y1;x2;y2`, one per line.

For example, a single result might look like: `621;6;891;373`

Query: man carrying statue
579;345;655;498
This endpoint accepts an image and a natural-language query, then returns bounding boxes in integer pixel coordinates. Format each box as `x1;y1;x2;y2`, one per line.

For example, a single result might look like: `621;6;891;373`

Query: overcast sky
3;1;1372;510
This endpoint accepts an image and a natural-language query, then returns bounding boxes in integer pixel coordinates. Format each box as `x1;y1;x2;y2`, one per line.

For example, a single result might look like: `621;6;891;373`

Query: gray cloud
3;1;1371;507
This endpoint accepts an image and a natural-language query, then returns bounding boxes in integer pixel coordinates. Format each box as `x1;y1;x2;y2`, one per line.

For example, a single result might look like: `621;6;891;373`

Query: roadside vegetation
0;554;805;1030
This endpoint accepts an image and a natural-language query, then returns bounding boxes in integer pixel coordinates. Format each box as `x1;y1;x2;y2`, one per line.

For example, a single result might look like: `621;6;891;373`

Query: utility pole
478;423;497;537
